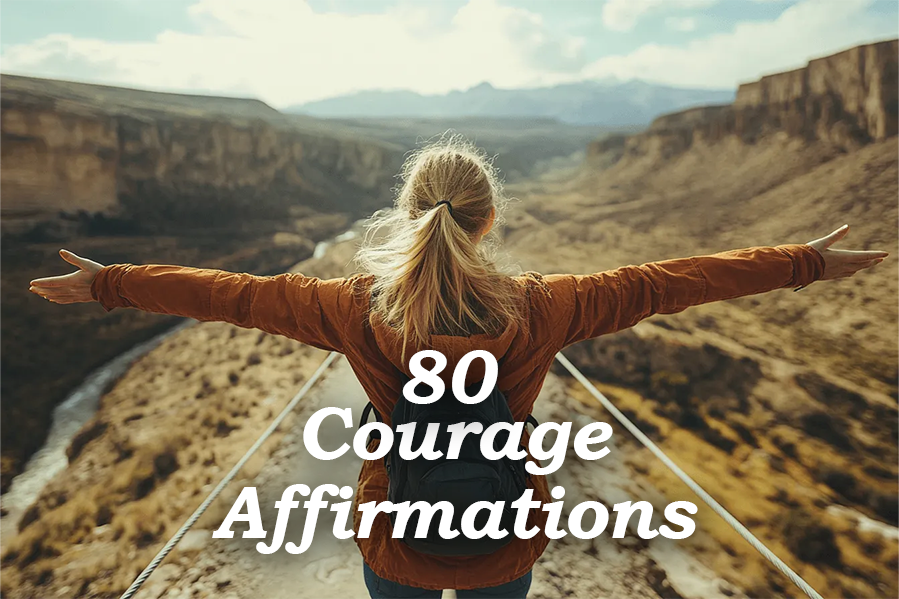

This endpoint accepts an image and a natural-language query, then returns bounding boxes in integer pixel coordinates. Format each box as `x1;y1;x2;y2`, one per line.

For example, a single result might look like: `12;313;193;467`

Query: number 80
403;350;498;406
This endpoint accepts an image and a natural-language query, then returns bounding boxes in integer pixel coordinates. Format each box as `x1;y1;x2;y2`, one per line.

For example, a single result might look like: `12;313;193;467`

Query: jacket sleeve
90;264;352;352
545;244;825;349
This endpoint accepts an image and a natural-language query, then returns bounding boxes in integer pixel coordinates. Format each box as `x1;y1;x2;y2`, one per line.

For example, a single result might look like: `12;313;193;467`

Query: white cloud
602;0;716;32
586;0;895;89
0;0;891;103
666;17;698;32
0;0;587;107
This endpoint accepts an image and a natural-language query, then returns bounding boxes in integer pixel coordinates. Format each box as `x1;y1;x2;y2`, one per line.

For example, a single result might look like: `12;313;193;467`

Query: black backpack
359;375;538;556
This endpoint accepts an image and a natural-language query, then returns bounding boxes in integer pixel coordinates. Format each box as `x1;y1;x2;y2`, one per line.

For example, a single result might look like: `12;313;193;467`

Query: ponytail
356;135;523;358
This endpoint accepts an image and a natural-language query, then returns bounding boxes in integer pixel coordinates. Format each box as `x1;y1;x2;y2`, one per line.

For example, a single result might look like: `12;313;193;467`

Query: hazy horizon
1;0;896;109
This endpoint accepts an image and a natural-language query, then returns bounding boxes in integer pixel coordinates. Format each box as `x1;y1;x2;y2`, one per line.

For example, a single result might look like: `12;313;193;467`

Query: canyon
1;39;897;599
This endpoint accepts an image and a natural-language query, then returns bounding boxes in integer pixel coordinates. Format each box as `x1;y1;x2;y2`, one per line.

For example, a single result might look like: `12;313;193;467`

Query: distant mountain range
286;80;735;126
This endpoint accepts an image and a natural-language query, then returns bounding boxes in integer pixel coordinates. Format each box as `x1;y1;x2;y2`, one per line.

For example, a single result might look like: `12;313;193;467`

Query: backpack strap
525;414;539;429
359;401;383;442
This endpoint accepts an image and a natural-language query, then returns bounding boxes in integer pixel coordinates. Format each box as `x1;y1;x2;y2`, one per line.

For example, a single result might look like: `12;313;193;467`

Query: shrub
781;508;842;566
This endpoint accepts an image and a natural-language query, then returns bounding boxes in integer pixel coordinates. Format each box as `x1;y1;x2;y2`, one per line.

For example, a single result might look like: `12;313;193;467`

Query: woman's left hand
29;249;105;305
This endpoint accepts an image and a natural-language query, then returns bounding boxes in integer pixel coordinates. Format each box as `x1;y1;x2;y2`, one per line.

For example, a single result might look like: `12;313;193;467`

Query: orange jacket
90;244;824;590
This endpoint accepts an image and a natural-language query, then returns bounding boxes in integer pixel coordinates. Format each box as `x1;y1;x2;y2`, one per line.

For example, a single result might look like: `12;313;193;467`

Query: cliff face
109;116;396;231
1;107;119;220
0;75;403;490
587;40;898;164
1;75;401;235
735;39;898;140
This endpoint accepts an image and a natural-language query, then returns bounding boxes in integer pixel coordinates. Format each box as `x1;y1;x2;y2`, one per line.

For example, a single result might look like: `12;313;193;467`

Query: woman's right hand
807;225;889;281
29;249;105;305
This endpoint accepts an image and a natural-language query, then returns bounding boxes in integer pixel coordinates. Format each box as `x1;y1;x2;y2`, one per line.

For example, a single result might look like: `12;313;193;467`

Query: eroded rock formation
587;40;898;164
1;74;401;236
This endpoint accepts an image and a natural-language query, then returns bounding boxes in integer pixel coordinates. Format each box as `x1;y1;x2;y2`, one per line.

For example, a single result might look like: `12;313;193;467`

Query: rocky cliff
735;39;898;140
1;74;401;236
0;75;403;490
588;39;898;164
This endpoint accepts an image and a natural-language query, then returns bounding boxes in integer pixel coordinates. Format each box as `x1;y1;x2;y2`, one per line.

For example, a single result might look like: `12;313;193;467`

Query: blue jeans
363;563;532;598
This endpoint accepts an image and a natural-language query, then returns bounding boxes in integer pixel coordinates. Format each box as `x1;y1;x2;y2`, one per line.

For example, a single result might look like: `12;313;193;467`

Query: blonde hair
355;134;523;356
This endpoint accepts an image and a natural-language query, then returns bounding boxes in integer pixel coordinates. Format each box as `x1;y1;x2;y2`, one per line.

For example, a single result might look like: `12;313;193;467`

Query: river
313;228;359;259
0;321;194;540
0;227;363;539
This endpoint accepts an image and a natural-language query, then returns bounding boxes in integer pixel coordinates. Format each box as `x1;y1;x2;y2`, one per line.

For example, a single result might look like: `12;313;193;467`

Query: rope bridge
120;350;823;599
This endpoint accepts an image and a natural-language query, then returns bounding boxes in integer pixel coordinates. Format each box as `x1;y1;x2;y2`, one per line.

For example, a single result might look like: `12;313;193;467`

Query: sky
1;0;897;108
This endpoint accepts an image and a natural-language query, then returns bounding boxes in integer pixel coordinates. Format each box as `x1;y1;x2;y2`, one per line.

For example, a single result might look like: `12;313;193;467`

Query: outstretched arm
547;225;888;348
29;251;351;352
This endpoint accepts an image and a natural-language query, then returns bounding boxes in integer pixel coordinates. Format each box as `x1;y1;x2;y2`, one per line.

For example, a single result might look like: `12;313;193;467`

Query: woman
30;138;887;599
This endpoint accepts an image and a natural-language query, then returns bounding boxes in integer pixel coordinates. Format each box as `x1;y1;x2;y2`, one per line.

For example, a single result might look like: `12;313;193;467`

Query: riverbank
0;229;357;598
0;320;192;544
0;225;360;541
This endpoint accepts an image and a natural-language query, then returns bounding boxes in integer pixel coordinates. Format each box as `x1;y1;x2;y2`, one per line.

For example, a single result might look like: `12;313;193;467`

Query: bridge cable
119;351;340;599
554;351;824;599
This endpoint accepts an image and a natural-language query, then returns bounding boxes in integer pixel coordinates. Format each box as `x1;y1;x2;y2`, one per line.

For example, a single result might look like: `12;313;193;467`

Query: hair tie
434;200;454;216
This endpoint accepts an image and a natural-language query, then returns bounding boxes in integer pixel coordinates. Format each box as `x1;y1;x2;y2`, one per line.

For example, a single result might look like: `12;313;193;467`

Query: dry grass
565;372;897;599
552;320;897;596
1;321;329;598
